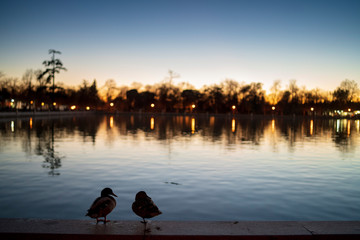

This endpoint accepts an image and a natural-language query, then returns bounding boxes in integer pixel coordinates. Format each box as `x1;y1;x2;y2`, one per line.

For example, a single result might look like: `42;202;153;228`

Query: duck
132;191;162;223
86;187;117;224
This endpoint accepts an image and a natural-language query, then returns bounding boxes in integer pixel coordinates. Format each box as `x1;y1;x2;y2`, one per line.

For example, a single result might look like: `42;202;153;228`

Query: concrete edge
0;219;360;239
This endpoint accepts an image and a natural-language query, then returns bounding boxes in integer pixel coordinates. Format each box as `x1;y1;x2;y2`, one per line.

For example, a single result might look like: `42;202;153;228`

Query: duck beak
111;193;118;197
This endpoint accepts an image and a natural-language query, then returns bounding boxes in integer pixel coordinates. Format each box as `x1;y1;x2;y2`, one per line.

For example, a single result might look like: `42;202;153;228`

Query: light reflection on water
0;114;359;221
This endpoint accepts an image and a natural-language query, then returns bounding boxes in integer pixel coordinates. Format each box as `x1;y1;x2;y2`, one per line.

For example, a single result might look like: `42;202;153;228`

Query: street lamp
151;103;155;108
272;106;276;111
110;102;114;107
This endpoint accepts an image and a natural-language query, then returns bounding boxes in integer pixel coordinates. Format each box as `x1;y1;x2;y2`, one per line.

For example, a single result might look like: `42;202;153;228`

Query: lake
0;113;359;221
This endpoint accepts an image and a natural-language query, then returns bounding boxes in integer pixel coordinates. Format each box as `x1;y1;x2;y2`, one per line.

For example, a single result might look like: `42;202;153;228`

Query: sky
0;0;359;92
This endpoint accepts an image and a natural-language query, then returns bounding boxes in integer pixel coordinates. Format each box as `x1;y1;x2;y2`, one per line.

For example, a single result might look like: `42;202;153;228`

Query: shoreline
1;219;359;239
0;110;357;120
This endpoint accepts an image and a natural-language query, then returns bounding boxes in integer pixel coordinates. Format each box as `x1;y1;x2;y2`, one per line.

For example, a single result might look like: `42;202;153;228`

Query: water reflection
150;117;155;130
0;115;359;155
1;114;360;221
231;118;236;133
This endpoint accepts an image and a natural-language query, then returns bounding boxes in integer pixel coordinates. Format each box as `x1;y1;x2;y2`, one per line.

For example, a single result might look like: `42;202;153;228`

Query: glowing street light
232;105;236;110
70;105;76;110
310;107;314;112
53;102;57;106
86;106;90;111
110;102;114;107
151;103;155;108
348;108;351;112
272;106;276;111
191;104;196;109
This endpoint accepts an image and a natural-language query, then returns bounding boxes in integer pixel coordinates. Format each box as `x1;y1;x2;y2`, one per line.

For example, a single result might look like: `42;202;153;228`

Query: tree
288;79;299;103
103;79;118;102
339;79;359;102
21;69;35;108
181;89;201;111
222;79;240;108
38;49;67;105
268;80;282;105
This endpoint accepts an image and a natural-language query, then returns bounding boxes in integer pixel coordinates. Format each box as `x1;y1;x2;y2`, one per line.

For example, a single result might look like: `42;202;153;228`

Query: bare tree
103;79;118;102
339;79;359;102
268;80;282;105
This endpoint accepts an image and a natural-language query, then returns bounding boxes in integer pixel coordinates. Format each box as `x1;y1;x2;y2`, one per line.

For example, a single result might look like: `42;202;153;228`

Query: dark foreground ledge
1;219;360;240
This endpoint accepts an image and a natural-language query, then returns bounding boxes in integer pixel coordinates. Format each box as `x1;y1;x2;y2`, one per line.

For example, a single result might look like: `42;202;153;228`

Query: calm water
0;114;359;221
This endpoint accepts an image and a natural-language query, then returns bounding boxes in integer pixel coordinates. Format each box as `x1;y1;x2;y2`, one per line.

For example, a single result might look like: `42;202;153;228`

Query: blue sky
1;0;359;91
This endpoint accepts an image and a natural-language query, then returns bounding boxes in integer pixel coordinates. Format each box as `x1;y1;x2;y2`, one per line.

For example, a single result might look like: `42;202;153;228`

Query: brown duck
132;191;162;223
86;188;117;223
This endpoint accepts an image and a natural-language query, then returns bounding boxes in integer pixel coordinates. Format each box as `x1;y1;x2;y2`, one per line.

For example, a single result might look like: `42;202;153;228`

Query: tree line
1;70;359;115
0;49;359;115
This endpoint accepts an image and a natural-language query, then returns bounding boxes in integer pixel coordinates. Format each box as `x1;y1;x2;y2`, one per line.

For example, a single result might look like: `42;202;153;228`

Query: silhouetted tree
126;89;140;111
38;49;67;106
21;69;35;109
181;89;201;112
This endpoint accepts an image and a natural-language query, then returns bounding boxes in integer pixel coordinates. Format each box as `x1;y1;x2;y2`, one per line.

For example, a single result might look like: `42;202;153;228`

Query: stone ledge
0;219;359;240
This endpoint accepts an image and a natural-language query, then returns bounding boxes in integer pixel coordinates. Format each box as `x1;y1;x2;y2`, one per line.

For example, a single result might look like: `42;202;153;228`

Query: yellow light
150;117;155;130
310;107;314;111
30;117;33;129
70;105;76;110
109;116;114;128
86;106;90;110
272;106;276;111
110;102;114;107
41;102;44;106
30;100;34;104
151;103;155;108
192;104;196;109
232;118;236;133
53;102;56;106
348;108;351;112
232;105;236;110
191;117;196;134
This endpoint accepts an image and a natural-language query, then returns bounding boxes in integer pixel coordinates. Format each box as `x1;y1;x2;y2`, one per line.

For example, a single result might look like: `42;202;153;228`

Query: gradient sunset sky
1;0;359;91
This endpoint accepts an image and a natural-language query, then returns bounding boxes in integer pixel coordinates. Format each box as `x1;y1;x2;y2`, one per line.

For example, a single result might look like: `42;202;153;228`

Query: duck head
135;191;148;200
101;187;118;197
